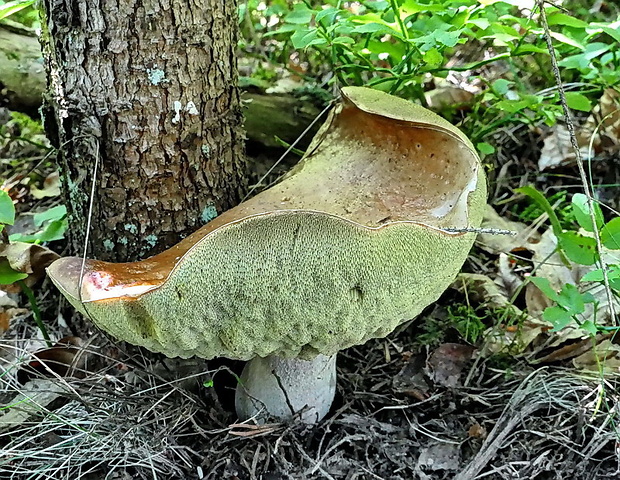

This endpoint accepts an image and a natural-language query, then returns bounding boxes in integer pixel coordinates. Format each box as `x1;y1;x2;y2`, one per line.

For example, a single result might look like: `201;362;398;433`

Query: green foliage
516;188;574;230
0;0;34;21
244;1;619;144
522;187;620;336
417;303;513;347
0;190;15;229
447;304;487;344
0;0;38;27
0;260;28;284
8;205;67;244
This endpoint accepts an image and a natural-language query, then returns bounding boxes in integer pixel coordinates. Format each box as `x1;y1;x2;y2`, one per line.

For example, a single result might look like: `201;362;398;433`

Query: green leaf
332;36;355;45
549;31;585;50
543;306;574;332
601;218;620;250
315;7;339;24
558;231;598;265
422;47;443;67
516;186;563;236
285;4;315;25
0;190;15;226
571;194;603;232
530;277;559;302
581;268;604;282
0;0;35;21
477;142;495;155
492;79;513;96
557;283;584;315
579;320;599;336
434;29;464;47
36;219;67;242
565;92;592;112
580;266;620;291
547;13;588;28
401;0;443;13
9;218;68;243
353;22;399;36
33;205;67;228
266;24;300;36
291;29;326;49
0;260;28;285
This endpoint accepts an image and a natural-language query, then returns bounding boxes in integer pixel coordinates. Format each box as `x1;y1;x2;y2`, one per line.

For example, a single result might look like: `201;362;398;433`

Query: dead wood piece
0;26;45;115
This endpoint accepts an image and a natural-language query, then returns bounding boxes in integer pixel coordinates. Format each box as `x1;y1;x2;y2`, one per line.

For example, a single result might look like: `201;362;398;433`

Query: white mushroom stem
234;354;337;424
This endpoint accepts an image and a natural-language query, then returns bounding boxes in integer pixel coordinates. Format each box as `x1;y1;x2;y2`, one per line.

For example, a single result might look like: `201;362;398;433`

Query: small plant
447;304;487;344
520;187;620;335
256;1;619;146
0;189;64;345
515;189;574;229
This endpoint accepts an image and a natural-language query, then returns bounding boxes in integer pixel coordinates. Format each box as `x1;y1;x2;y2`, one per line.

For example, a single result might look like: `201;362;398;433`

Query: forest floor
1;90;620;480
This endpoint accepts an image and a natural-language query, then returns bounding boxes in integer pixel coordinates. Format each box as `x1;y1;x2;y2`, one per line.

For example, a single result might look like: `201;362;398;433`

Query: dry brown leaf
535;333;610;363
30;171;61;199
0;379;66;432
392;351;429;399
539;89;620;171
425;86;474;110
0;311;9;333
17;336;90;384
455;273;552;356
577;88;620;155
476;205;540;255
524;282;553;319
0;307;28;335
572;339;620;374
529;228;620;328
468;422;487;440
426;343;475;388
0;241;59;286
538;125;574;171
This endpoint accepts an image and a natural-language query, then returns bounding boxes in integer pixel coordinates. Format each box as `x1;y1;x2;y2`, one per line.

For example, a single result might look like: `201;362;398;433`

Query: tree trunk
39;0;246;262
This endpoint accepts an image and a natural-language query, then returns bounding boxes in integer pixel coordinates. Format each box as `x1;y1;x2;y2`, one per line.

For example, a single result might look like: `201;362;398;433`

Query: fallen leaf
539;89;620;171
529;228;620;327
535;333;610;363
426;343;476;388
572;339;620;374
0;307;28;335
538;125;575;171
0;241;59;286
416;441;461;472
476;205;540;254
17;336;89;384
0;379;66;432
425;86;474;110
468;422;487;440
577;88;620;156
392;351;429;399
30;171;61;199
455;273;552;356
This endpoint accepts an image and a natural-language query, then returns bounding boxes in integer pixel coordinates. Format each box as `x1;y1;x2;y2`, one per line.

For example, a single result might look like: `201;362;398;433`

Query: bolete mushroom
47;87;486;423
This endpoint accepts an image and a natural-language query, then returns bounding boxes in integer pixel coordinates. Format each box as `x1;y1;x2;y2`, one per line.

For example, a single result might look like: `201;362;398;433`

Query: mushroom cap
47;87;486;360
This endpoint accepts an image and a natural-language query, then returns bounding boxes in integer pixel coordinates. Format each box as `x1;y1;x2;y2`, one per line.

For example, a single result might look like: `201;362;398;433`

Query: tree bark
39;0;246;262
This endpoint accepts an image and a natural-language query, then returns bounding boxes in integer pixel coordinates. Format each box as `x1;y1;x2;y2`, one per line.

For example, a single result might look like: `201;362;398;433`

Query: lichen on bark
39;0;247;262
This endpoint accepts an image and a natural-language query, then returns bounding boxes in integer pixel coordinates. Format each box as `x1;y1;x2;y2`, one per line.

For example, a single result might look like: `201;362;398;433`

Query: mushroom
47;87;486;423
